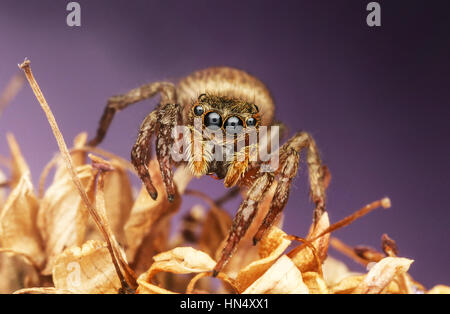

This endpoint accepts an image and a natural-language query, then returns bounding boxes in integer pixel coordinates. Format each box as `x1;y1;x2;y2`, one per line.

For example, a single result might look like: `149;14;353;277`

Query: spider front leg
213;171;275;276
88;81;176;146
253;131;326;244
131;103;182;202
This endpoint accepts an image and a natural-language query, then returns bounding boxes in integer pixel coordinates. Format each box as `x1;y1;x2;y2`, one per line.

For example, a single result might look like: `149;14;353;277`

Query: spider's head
189;93;260;135
186;93;260;179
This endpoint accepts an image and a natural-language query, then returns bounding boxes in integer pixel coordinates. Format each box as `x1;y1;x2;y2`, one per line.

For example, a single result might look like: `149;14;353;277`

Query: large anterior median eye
224;116;244;134
204;112;223;130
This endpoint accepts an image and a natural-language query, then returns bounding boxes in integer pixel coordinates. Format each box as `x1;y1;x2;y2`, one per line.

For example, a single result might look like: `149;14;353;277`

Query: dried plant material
124;159;181;263
52;240;122;294
353;245;385;264
353;257;414;294
0;72;25;119
6;133;30;189
288;212;330;274
19;60;100;241
102;159;134;244
0;60;443;294
148;247;216;277
0;168;7;209
235;226;291;293
136;247;216;294
20;60;136;292
39;138;136;199
219;183;279;279
330;237;370;266
322;256;361;287
381;233;399;257
73;145;137;175
330;275;365;294
170;205;206;246
89;154;137;292
137;275;178;294
243;255;309;294
198;205;232;258
37;164;96;275
310;197;391;242
0;173;44;268
186;271;237;294
184;188;259;280
302;271;329;294
13;287;74;294
0;253;40;293
427;285;450;294
172;164;193;195
53;132;89;183
130;215;172;275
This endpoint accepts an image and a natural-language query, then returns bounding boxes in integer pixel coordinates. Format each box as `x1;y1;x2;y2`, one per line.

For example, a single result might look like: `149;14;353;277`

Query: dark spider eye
246;117;257;127
204;112;222;130
193;105;204;116
224;116;244;134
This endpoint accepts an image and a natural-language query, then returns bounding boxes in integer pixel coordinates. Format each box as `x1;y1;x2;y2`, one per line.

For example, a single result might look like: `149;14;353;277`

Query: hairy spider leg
253;131;326;244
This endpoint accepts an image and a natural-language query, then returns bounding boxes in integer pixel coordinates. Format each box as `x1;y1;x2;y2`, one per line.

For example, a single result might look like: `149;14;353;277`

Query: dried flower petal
149;247;216;276
136;247;216;294
322;256;361;287
124;160;182;263
13;287;74;294
7;133;30;189
235;226;291;293
302;271;329;294
0;253;40;293
53;132;88;182
102;159;133;244
354;257;414;294
288;212;330;274
199;206;232;258
330;275;365;294
0;173;44;267
89;154;137;291
38;165;96;274
243;255;309;294
137;279;178;294
186;271;237;294
52;240;122;294
427;285;450;294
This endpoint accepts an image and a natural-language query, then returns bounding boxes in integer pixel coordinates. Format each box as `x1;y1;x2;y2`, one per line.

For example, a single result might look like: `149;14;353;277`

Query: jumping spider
88;67;327;275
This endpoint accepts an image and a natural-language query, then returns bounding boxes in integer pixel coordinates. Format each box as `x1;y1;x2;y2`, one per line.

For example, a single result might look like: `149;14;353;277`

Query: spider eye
224;116;244;134
193;105;204;116
204;112;222;130
246;117;257;127
198;93;207;102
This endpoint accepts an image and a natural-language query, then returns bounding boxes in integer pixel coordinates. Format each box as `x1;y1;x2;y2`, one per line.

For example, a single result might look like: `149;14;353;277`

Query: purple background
0;1;448;288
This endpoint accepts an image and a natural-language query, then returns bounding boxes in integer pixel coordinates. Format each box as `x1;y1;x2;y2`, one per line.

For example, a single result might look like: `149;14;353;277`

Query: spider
88;67;327;276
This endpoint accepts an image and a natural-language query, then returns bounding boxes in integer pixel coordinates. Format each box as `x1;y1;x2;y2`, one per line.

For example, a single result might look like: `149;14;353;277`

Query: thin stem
310;197;391;242
19;59;137;292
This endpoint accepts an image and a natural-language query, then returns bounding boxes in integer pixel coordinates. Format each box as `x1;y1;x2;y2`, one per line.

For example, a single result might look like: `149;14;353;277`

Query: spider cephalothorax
88;67;327;276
